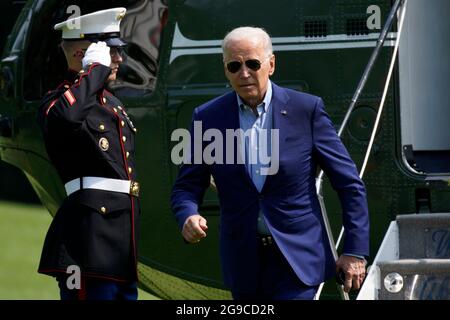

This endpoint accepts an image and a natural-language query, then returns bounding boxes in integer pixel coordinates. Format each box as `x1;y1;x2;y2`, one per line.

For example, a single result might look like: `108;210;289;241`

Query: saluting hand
82;41;111;69
336;255;367;293
182;214;208;244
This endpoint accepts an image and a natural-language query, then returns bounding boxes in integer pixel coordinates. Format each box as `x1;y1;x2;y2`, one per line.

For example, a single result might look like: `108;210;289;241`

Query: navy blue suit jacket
171;83;369;293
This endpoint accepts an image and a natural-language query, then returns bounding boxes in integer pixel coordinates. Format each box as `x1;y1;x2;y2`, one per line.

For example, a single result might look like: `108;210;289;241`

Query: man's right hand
182;214;208;244
82;41;111;69
336;255;367;293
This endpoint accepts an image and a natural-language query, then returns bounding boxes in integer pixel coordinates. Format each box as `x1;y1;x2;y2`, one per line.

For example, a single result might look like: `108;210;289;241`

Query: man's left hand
336;255;367;293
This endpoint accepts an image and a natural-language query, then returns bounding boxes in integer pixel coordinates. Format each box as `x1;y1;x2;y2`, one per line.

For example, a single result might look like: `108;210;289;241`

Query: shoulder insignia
63;89;76;106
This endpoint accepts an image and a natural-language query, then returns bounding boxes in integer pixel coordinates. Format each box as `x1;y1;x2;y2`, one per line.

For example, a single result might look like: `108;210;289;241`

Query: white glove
82;41;111;69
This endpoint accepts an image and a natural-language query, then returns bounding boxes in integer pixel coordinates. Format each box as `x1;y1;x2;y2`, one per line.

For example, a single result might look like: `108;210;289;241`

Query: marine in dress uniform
36;8;140;300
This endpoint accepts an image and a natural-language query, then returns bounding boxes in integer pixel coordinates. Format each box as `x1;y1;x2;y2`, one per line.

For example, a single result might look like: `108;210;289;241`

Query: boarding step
357;213;450;300
378;259;450;300
397;213;450;259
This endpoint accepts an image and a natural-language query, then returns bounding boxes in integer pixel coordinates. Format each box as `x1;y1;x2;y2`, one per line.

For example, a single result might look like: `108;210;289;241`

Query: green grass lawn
0;200;156;300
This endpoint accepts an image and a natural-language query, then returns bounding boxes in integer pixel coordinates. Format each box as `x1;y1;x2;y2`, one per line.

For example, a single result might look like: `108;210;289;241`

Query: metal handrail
315;0;407;300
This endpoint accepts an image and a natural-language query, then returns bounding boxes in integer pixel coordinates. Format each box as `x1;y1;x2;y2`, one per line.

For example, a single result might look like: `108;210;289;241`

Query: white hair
222;26;273;59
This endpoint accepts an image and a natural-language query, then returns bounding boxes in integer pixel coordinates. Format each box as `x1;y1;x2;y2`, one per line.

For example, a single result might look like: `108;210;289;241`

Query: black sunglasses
226;59;262;73
81;46;126;57
110;47;126;57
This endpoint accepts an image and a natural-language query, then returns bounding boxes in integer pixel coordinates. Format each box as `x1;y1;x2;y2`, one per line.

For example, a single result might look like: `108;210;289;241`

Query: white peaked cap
54;7;126;43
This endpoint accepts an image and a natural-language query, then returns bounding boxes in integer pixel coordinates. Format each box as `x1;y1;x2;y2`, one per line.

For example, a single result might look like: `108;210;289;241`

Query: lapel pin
281;110;287;115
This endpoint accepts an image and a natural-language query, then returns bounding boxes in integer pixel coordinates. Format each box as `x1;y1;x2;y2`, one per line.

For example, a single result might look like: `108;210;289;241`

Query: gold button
122;136;126;142
100;207;106;214
113;108;118;113
99;124;105;131
128;167;132;174
121;120;125;127
133;128;137;133
126;151;130;158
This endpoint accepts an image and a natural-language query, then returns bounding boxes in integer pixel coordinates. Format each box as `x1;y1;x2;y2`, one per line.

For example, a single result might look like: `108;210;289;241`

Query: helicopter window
0;1;26;47
24;0;168;101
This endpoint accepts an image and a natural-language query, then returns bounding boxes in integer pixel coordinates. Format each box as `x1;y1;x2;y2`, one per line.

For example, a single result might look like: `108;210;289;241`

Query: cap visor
104;38;127;47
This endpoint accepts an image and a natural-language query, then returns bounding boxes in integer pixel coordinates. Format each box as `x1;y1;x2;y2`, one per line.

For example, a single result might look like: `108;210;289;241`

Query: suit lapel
262;83;290;193
220;92;257;192
220;92;240;131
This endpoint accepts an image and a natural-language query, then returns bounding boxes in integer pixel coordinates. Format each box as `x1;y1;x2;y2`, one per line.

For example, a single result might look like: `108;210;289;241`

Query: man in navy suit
171;27;369;300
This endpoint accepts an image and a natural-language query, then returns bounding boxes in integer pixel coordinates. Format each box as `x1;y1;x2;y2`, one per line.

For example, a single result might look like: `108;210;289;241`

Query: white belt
64;177;140;197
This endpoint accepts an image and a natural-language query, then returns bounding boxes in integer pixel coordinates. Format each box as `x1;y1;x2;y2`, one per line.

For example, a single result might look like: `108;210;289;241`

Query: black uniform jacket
37;63;139;282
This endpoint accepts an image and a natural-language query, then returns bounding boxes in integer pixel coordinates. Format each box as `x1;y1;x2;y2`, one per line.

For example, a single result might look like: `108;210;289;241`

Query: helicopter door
399;0;450;175
0;4;33;137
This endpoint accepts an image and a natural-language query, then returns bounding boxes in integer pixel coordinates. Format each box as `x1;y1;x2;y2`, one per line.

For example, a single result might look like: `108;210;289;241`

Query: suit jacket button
99;124;105;131
100;207;107;214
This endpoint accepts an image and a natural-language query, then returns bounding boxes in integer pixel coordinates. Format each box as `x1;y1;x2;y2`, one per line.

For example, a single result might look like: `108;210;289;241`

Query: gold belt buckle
130;181;140;197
